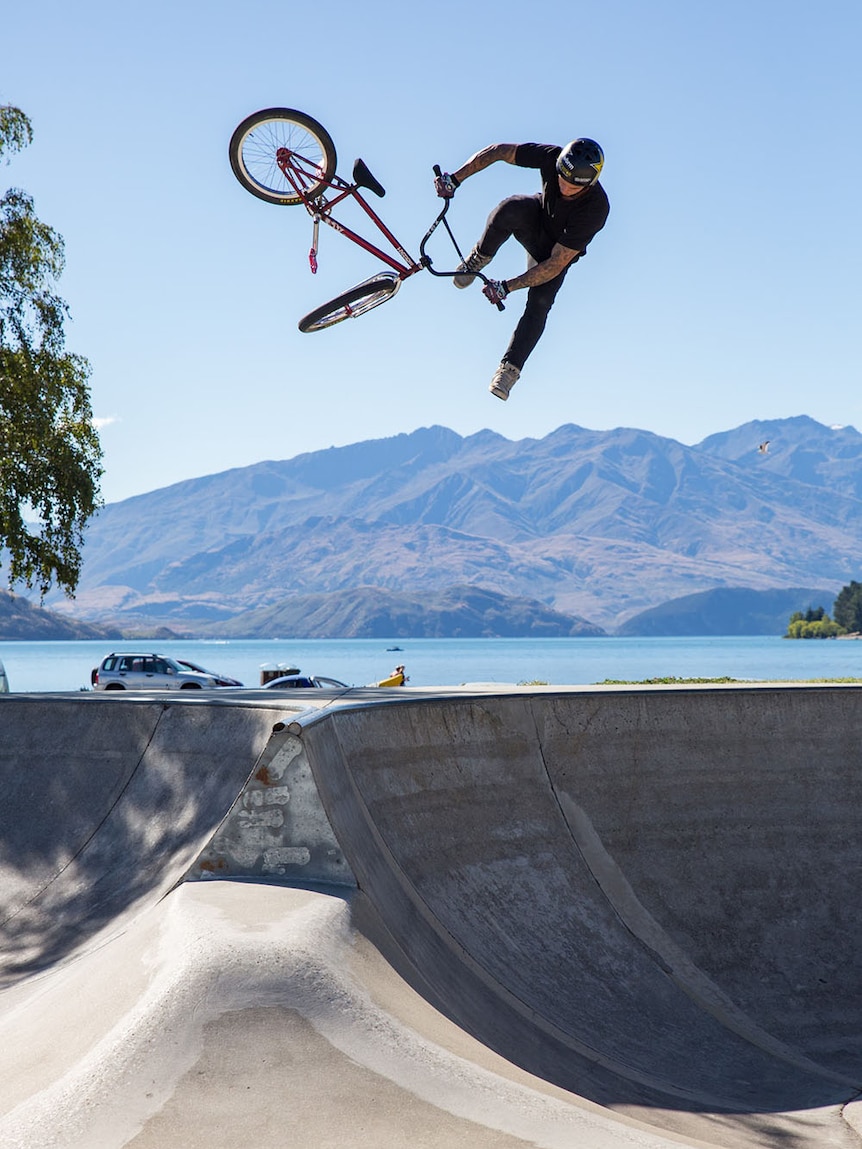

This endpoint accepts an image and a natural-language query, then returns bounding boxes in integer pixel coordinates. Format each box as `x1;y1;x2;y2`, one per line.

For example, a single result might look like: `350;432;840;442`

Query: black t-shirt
514;143;610;253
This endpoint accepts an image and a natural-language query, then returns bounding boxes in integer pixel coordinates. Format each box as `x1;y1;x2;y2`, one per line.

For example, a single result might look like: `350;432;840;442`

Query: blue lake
1;635;861;693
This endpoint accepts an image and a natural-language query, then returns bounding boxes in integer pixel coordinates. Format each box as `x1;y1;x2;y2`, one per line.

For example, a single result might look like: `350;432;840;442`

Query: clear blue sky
3;0;860;503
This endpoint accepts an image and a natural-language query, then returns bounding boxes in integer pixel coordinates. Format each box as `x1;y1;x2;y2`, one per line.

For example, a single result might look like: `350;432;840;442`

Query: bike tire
298;272;401;332
229;108;337;205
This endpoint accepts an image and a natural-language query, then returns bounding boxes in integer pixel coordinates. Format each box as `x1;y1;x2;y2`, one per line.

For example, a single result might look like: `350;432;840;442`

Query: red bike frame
275;147;422;278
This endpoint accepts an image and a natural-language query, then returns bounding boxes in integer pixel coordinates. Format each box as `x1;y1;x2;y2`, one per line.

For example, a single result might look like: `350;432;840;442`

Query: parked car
92;652;229;691
262;673;350;689
175;659;243;687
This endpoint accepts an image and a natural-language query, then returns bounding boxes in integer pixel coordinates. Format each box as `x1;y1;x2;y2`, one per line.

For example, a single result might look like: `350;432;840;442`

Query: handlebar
420;166;505;311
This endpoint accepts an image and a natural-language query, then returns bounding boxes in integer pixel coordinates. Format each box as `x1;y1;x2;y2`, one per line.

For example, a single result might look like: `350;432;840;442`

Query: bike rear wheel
298;272;401;332
229;108;337;205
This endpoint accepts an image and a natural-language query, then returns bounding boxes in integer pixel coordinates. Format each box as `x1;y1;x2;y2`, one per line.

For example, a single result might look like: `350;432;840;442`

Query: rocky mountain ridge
38;415;862;635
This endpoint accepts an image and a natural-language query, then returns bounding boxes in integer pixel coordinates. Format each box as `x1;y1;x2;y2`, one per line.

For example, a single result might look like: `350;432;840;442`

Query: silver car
262;673;349;689
93;653;222;691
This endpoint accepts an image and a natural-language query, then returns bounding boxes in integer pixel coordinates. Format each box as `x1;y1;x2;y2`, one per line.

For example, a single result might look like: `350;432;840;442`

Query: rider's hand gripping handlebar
434;170;459;199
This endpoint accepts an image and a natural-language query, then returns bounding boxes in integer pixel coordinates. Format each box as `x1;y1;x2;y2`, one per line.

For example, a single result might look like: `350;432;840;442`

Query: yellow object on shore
377;665;407;687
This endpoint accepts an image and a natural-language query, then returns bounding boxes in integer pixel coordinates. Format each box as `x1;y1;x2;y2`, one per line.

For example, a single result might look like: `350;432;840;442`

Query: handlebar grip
496;301;505;311
433;164;442;177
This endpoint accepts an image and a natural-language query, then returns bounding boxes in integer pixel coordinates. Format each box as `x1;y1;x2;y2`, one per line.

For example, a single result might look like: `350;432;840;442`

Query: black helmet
556;139;604;187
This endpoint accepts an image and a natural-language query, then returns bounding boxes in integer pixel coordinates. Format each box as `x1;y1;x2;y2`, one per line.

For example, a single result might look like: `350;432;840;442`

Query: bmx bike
228;107;504;333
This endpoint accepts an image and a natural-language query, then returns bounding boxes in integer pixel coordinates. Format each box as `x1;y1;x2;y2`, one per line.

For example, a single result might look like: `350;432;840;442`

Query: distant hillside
35;416;862;635
0;591;121;640
194;585;606;639
617;586;835;637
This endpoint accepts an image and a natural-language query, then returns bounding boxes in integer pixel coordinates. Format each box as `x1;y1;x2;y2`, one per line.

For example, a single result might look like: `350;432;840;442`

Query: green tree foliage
0;105;102;596
833;580;862;634
785;607;842;639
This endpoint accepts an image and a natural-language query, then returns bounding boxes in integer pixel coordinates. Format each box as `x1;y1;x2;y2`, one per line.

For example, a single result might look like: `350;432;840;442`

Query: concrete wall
296;685;862;1128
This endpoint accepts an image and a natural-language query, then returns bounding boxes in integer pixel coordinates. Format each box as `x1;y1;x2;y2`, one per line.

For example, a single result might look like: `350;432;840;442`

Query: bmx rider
435;138;610;401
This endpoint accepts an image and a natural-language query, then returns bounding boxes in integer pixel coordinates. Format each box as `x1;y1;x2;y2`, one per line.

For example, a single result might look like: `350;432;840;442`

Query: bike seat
353;158;386;198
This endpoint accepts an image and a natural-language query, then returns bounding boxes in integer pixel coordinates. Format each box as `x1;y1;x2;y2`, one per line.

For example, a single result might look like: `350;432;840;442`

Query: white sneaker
453;245;492;288
489;361;520;401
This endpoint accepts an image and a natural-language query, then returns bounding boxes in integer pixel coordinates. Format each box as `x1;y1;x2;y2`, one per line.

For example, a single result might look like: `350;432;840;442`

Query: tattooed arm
451;143;518;184
504;243;581;291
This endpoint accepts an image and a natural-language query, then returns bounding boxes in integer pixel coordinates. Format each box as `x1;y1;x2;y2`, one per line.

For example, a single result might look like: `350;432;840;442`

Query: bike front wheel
229;108;337;205
298;272;402;332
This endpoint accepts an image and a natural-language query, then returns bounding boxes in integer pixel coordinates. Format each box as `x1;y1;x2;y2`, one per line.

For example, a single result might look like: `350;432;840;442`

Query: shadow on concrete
0;695;281;987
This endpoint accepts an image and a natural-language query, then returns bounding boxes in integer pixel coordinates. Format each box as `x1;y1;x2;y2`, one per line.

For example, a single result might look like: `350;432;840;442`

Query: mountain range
36;414;862;637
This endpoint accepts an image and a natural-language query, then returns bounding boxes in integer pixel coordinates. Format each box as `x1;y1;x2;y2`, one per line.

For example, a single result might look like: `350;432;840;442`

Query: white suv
93;652;222;691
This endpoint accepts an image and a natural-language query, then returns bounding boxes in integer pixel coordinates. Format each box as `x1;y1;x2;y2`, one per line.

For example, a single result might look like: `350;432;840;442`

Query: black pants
477;194;573;370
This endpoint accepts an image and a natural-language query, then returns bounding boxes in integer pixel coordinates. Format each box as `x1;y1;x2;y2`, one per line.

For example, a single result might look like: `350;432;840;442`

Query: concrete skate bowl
2;685;862;1148
298;685;862;1147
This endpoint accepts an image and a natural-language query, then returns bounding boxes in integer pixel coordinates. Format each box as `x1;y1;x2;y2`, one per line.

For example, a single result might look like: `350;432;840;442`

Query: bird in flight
757;441;770;454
